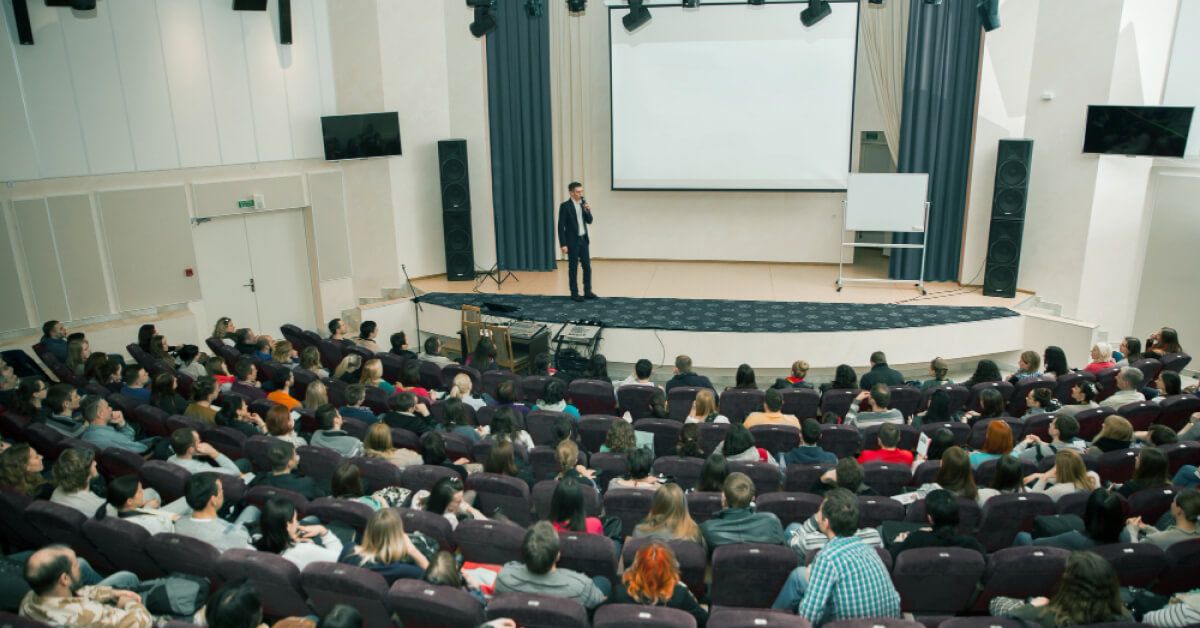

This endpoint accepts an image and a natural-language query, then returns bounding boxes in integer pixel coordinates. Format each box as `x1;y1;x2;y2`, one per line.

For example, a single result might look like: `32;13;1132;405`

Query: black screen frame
320;112;404;161
1082;105;1194;158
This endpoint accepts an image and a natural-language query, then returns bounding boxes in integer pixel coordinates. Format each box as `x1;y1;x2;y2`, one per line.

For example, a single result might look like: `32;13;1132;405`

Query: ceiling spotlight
748;0;765;5
924;0;943;4
683;0;699;8
868;0;884;4
978;0;1000;31
466;0;497;37
567;0;586;12
623;0;651;31
800;0;830;26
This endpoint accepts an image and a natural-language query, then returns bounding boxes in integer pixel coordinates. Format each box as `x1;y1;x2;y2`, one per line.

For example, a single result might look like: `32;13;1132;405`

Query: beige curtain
548;1;595;219
861;0;910;165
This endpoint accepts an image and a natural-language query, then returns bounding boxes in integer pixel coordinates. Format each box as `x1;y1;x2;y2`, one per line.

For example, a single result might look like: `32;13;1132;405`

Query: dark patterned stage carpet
418;292;1019;334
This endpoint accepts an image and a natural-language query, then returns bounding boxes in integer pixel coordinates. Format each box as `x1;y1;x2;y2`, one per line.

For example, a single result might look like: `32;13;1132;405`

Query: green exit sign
237;199;255;209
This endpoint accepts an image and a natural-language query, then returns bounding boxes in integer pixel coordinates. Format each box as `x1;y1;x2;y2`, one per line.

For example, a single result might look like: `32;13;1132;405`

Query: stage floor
412;253;1028;308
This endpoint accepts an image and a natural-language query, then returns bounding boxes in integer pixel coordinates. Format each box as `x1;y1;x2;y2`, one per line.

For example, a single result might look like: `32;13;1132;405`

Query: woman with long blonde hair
303;380;328;410
363;422;422;469
447;372;487;410
272;340;295;366
633;483;704;546
299;346;329;378
685;388;728;424
614;541;708;626
359;358;394;395
1090;415;1134;454
333;353;361;384
341;508;429;584
1025;449;1099;502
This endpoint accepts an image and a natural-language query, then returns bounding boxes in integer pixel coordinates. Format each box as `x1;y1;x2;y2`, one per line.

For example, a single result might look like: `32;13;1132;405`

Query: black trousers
567;237;592;296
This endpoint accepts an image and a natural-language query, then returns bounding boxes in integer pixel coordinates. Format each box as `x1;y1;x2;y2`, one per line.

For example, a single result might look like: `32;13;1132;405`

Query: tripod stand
474;263;517;292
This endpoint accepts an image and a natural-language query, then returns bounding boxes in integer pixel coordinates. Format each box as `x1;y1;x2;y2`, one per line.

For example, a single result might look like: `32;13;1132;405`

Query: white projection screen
609;1;860;190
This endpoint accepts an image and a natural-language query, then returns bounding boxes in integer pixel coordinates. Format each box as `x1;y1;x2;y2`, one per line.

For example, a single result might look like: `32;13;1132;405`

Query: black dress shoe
584;292;599;300
571;295;584;302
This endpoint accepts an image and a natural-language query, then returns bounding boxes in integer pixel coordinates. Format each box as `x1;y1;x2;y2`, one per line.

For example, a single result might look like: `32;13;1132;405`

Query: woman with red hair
613;541;708;627
969;420;1014;468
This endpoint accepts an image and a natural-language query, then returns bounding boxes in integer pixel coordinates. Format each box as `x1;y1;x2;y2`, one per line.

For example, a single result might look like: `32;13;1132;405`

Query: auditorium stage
403;259;1092;376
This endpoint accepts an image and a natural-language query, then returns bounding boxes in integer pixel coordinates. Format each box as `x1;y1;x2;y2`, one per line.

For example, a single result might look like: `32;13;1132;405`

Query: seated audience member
695;453;728;493
534;378;580;417
963;388;1007;426
961;359;1003;389
674;423;704;458
685;388;728;424
1116;336;1141;366
1124;489;1200;550
859;351;904;390
601;420;637;454
1138;424;1179;447
890;489;985;560
205;357;235;391
619;358;660;389
844;385;903;427
388;331;417;359
1146;325;1184;357
1025;449;1099;502
395;360;432;400
419;336;455;368
1084;342;1117;375
1042;345;1071;379
901;446;980;505
177;344;206;380
354;320;380;351
184;376;221;426
915;427;957;465
483;438;535;487
19;545;154;627
732;363;758;390
215;395;267;437
1022;388;1060;418
339;384;378;424
359;358;394;395
485;406;536;452
271;340;297;367
700;472;785;550
1150;370;1182;402
420;431;470;480
493;380;530;417
232;328;260;355
990;550;1130;625
857;423;913;465
921;357;952;390
665;355;716;395
174;473;255;552
303;379;330;413
10;377;49;421
786;491;883;558
446;372;489;411
266;369;303;411
495;520;609;609
149;372;189;416
744;387;801;429
1019;488;1124;551
212;316;236;345
251;440;325;500
1007;350;1044;384
820;364;859;394
251;337;272;363
585;354;611;382
814;457;876;497
1117;446;1170;498
976;455;1028;505
311;405;364;458
230;359;265;401
39;319;69;362
421;476;485;530
382;391;434;436
168;428;247;477
423;551;488;605
328;318;354;346
204;580;270;628
49;449;106;516
549;476;604;535
80;395;150;455
1143;595;1200;627
722;423;768;463
613;542;708;627
0;444;52;499
772;488;902;622
331;462;387;510
94;475;176;535
1086;415;1135;456
783;419;838;465
609;447;662;491
970;420;1015;468
465;337;498;371
786;359;813;388
256;497;342;571
43;383;84;438
265;403;307;448
639;388;670;422
299;346;330;379
633;483;706;546
65;338;89;378
1014;414;1085;464
1100;367;1146;408
342;508;429;583
1059;380;1100;417
363;422;423;469
334;353;363;385
914;388;956;427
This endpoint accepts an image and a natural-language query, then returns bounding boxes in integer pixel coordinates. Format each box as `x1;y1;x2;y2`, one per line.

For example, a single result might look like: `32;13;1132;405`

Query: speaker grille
983;219;1024;298
438;139;474;281
992;139;1033;221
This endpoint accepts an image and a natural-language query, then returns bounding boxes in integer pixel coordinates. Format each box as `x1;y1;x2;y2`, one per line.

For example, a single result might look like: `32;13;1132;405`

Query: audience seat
1008;377;1056;417
1160;352;1191;373
361;386;391;415
243;435;277;473
1075;406;1115;440
941;618;1024;628
1093;543;1166;588
532;479;601;520
217;549;311;620
905;496;981;534
819;389;858;420
0;611;50;627
965;382;1014;413
396;507;455;551
893;547;985;614
720;388;765;424
245;485;310;515
707;608;811;627
295;446;341;491
604;488;655;537
888;385;922;420
1055;491;1091;519
621;537;708;600
202;426;248;461
81;517;165;580
667;387;704;421
480;370;520;401
304;497;373;534
1094;366;1122;401
1160;440;1200;474
279;324;308;351
0;411;29;441
588;452;630;487
728;460;782;495
911;460;940;486
918;385;970;415
862;462;914;497
146;533;221;581
486;593;588;628
617;386;660;420
300;561;392;627
920;422;970;447
1052;371;1095;405
350;456;404;492
780;388;821;420
557;530;619;584
635;419;684;458
0;491;48;550
818;423;862;459
520;375;554;404
401;464;460;493
856;495;906;528
977;493;1057;552
825;620;924;628
417;360;445;391
468;472;533;527
686;491;724;524
24;423;64;461
291;369;318;402
388;579;487;628
1151;538;1200;595
757;492;823;528
579;415;618;453
750;425;801;456
1096;448;1139;484
652;456;704;490
698;423;731;455
972;545;1069;612
1130;358;1164;386
785;463;835;493
98;446;146;479
975;457;1034;489
139;460;191;504
568;379;618;415
862;423;920;452
390;427;422;452
1157;396;1200;432
968;418;1024;450
25;501;115;574
442;365;482;394
454;518;525;565
1116;401;1162;431
165;415;208;435
594;604;697;628
1022;414;1054;442
525;410;570;446
528;447;562;483
710;543;798;609
205;337;242;370
1126;487;1177;523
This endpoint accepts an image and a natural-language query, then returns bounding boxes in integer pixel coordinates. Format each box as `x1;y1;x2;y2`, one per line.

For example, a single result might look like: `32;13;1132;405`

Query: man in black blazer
558;181;597;302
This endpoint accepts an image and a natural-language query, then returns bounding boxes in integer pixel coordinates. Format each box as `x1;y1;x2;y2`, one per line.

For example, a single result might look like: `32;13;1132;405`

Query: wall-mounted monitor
1083;105;1193;158
321;112;402;161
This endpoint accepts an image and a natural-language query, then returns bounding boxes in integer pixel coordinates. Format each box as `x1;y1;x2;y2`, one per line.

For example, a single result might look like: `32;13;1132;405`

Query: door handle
243;278;256;293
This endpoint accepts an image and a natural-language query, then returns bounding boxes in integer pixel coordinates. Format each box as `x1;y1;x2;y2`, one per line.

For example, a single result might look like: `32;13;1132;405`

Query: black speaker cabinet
232;0;268;10
983;218;1024;297
438;139;474;281
983;139;1032;298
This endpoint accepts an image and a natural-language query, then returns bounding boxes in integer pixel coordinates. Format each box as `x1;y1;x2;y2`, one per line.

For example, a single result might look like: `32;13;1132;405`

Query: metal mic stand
401;264;423;348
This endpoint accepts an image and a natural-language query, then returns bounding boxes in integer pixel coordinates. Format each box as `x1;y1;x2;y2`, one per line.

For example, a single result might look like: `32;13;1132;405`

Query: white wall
1162;0;1200;158
0;0;336;181
1132;167;1200;351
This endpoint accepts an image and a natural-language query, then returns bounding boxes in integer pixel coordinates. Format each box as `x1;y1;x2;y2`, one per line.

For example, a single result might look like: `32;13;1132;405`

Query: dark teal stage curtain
485;2;555;271
888;0;986;282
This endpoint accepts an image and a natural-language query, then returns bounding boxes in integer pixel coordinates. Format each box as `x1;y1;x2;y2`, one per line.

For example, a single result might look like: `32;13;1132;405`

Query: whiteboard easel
836;173;929;295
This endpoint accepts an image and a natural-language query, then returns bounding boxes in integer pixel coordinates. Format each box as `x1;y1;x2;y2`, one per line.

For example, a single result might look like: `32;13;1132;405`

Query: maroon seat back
685;491;723;523
594;604;698;628
819;389;858;420
217;549;311;620
1160;440;1200;474
920;421;970;446
856;495;906;527
977;493;1057;552
893;547;985;614
862;462;913;497
965;381;1014;412
728;460;781;495
1007;376;1056;417
401;464;459;493
467;472;533;526
389;580;487;628
634;418;683;458
139;460;191;504
861;423;920;451
710;543;799;608
82;517;165;580
720;388;765;424
567;378;618;415
620;537;707;600
304;497;373;533
525;410;570;446
780;388;821;420
1093;542;1166;588
784;463;835;493
486;593;587;628
756;492;822;528
1116;401;1161;431
1053;371;1095;405
300;562;392;628
520;376;554;404
818;423;861;459
146;533;221;580
706;609;811;627
557;529;619;584
1096;448;1139;484
666;386;703;421
888;385;922;419
617;385;659;420
971;545;1071;611
454;518;525;565
1151;538;1200;595
698;422;730;455
1126;487;1177;524
579;415;617;453
1075;406;1115;440
749;425;801;456
652;456;704;491
603;488;655;538
532;479;601;520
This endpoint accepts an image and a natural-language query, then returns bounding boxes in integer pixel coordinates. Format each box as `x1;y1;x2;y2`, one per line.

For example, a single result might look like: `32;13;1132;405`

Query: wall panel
283;0;326;159
12;198;69;321
109;0;180;172
200;0;259;165
307;171;352;280
0;6;40;181
157;0;223;168
97;186;200;310
242;8;294;162
192;175;307;217
46;195;110;319
0;205;31;332
60;2;136;175
13;3;88;178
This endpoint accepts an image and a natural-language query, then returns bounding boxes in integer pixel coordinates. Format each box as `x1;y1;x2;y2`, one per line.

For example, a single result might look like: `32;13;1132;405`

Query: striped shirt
799;535;900;626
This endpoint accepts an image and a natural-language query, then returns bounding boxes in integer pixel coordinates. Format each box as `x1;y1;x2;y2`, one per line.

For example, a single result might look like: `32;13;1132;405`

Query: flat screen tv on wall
321;112;402;160
1082;105;1193;158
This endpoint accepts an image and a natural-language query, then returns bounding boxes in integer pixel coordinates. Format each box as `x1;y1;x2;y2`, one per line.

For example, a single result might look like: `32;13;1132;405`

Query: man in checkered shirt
772;488;901;625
